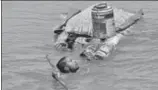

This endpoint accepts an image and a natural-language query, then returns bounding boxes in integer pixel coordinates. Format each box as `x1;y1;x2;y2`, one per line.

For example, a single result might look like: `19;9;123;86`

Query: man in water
46;55;79;90
46;55;79;76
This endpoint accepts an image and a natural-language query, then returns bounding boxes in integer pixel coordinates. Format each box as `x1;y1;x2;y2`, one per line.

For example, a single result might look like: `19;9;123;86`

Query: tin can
91;3;116;38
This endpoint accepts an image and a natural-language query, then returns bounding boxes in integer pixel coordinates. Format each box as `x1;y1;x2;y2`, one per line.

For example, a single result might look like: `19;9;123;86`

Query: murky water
2;1;158;90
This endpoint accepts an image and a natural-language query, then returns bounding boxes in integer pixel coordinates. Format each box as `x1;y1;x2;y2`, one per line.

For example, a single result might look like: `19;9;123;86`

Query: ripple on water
2;1;158;90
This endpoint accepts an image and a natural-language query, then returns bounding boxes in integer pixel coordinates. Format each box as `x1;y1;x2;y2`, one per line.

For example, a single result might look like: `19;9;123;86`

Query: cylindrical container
91;3;116;39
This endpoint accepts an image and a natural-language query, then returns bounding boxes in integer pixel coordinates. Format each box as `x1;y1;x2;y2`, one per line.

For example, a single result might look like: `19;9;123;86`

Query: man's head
56;56;79;73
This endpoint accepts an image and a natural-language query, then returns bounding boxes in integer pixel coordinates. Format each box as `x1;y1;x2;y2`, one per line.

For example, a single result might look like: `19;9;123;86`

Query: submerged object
92;3;116;38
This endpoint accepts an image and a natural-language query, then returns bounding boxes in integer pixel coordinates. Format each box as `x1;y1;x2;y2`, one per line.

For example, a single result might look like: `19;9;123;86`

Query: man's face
65;57;79;69
57;56;79;73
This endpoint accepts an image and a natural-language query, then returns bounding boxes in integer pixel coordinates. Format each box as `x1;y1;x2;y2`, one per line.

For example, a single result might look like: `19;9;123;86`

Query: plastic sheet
64;2;134;36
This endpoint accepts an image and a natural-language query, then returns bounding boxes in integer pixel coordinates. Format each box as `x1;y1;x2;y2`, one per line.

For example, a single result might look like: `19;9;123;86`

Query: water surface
2;1;158;90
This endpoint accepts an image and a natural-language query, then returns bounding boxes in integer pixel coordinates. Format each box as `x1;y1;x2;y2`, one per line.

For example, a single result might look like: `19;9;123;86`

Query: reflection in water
2;1;158;90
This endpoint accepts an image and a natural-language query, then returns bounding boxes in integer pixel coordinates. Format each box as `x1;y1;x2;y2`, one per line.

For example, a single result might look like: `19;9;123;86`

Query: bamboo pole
46;54;69;90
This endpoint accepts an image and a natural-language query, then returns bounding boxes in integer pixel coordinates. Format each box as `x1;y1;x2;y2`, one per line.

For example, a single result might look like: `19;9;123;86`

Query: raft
54;4;143;35
53;2;144;50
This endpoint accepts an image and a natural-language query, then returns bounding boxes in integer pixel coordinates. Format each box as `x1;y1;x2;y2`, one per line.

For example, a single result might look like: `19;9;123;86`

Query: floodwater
2;1;158;90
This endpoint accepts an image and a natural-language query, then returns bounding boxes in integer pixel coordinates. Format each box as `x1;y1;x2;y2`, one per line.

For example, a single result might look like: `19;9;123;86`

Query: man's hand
54;31;69;50
52;71;61;79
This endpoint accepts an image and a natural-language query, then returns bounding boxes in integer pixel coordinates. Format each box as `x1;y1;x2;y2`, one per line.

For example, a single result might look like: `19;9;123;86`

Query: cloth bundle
80;33;124;60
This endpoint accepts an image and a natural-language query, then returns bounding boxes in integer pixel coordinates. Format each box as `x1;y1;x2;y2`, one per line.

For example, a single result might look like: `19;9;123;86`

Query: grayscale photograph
2;1;158;90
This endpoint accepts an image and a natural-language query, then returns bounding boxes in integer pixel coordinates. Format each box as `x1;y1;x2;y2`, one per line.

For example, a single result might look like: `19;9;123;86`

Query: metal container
91;3;116;38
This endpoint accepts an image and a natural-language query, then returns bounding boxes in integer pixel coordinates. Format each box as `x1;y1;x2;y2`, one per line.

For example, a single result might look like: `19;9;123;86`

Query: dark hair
56;56;79;73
